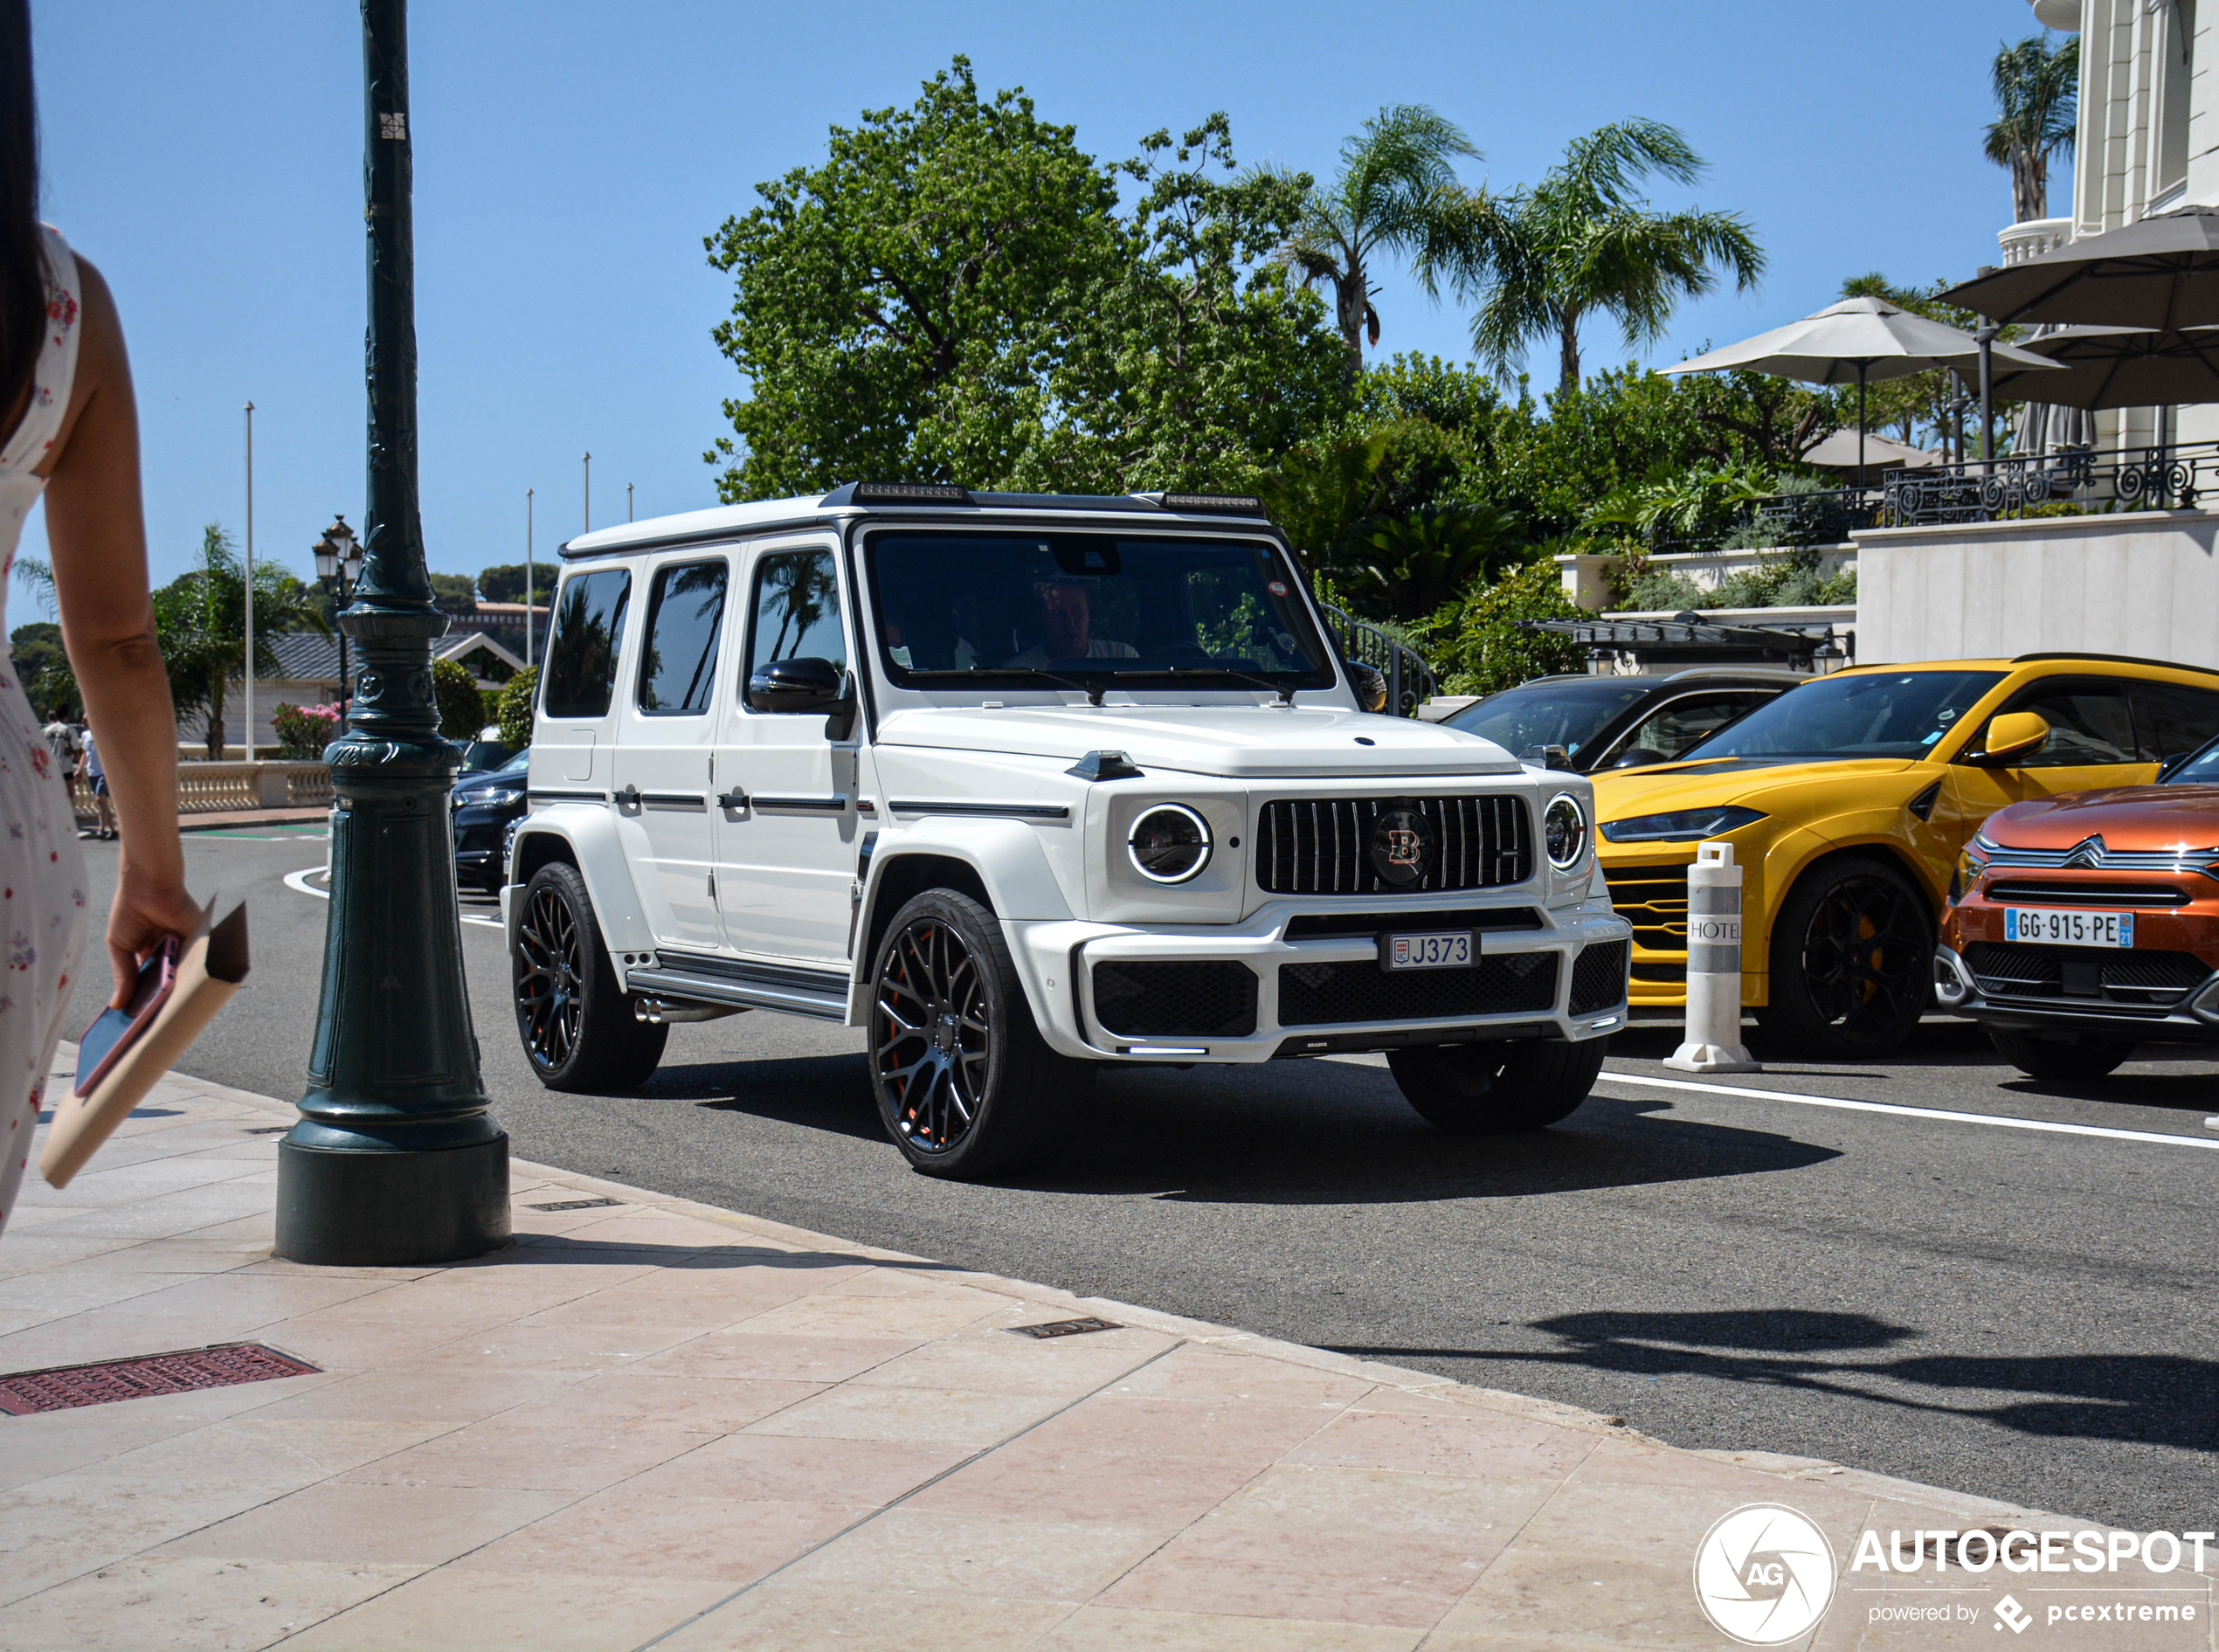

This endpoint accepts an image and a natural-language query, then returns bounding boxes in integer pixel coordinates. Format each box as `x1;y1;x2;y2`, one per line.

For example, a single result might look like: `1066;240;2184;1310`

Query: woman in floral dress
0;0;193;1232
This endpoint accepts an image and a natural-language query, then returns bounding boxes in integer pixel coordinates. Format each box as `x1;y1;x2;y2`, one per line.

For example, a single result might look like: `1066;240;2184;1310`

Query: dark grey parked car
1444;667;1799;773
452;748;529;895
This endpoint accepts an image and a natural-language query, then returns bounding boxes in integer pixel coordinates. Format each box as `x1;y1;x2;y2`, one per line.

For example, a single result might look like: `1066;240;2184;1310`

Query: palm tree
1271;105;1488;384
1986;33;2078;226
156;523;331;759
1454;120;1765;395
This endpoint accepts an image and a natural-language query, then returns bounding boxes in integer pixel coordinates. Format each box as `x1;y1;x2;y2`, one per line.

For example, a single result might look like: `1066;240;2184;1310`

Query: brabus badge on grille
1369;805;1434;887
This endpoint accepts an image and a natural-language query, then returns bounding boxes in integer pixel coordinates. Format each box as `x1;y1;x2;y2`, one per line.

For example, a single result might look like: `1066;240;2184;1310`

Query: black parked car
452;748;529;895
1444;667;1799;773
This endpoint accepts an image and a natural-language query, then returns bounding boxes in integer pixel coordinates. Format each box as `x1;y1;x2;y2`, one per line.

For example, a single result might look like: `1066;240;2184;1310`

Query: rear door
611;553;732;950
714;538;862;967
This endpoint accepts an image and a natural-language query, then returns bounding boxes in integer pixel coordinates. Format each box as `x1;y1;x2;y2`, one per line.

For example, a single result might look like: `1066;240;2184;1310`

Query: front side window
746;549;846;681
637;559;729;715
541;569;632;719
1679;671;2005;763
1986;681;2139;768
864;530;1335;693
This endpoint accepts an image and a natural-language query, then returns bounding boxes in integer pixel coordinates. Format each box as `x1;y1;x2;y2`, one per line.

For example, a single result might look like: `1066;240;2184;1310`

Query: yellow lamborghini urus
1591;653;2219;1054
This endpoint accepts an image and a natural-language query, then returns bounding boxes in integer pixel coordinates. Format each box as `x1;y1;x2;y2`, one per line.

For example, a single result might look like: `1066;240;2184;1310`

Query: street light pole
582;452;590;533
524;487;533;667
276;0;508;1265
244;401;255;763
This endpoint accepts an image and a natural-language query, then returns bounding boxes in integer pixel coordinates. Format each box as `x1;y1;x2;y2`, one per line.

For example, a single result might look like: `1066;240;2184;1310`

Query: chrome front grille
1974;832;2219;879
1255;796;1531;895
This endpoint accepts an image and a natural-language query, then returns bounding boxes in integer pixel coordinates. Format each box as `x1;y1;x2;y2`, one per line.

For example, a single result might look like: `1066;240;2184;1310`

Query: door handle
614;785;641;809
715;789;749;812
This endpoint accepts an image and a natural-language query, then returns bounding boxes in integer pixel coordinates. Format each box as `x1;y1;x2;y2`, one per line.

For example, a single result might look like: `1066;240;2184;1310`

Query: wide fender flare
1751;822;1941;965
852;816;1075;1021
511;805;658;959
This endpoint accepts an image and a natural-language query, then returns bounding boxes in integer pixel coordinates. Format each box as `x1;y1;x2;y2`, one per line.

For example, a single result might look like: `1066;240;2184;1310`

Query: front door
611;553;732;950
715;539;861;967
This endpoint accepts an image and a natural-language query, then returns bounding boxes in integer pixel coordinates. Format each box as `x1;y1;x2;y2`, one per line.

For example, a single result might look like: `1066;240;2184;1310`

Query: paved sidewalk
0;1063;2192;1650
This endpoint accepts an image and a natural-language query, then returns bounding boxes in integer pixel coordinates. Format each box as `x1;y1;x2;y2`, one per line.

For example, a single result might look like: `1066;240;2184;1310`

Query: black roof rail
2010;651;2219;679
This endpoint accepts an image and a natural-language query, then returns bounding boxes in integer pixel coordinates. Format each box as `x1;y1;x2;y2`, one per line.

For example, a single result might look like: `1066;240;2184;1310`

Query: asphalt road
67;826;2219;1533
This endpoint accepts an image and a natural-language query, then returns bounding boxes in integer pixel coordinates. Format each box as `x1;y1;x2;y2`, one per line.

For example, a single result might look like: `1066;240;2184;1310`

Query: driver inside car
1002;575;1138;667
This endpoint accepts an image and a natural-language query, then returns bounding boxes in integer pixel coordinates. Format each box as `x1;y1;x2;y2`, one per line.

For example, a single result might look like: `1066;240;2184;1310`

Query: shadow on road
1331;1307;2219;1452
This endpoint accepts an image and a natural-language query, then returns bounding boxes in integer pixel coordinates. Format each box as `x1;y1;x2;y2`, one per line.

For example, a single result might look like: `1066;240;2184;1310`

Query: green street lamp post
274;0;510;1264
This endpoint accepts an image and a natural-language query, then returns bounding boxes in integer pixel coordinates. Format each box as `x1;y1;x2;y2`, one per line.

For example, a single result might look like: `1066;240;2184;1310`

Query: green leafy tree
495;667;538;750
1583;460;1774;550
1430;560;1587;695
476;563;543;605
1987;33;2078;225
432;657;486;739
705;57;1123;497
1269;105;1489;383
8;621;76;722
1455;121;1765;393
153;524;330;759
1349;503;1525;619
1024;116;1345;494
428;572;477;614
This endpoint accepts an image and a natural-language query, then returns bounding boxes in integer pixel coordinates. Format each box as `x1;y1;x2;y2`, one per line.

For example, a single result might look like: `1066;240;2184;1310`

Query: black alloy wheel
512;861;666;1092
1759;857;1932;1056
868;889;1088;1179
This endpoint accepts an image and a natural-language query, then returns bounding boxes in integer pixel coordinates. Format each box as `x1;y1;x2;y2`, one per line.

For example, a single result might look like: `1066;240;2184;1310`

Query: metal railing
1319;603;1439;718
1649;485;1883;556
1881;439;2219;527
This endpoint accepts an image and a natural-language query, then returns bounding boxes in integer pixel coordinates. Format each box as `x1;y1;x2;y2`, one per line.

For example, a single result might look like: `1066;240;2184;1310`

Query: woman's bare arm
38;256;196;1003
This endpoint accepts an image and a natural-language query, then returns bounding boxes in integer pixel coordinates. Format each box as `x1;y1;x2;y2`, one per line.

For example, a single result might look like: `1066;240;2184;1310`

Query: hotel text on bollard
1666;841;1761;1075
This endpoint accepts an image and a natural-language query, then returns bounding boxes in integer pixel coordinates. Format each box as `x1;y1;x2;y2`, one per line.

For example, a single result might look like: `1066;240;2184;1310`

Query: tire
1756;855;1932;1057
512;861;667;1093
1987;1027;2136;1082
868;888;1092;1179
1386;1037;1607;1134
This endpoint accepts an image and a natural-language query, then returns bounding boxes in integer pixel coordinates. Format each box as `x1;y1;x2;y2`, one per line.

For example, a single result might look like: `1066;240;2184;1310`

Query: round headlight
1544;793;1588;871
1128;804;1213;884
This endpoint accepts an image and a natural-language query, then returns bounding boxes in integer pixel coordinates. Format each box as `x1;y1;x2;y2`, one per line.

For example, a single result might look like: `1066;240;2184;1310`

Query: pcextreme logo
1694;1503;1838;1644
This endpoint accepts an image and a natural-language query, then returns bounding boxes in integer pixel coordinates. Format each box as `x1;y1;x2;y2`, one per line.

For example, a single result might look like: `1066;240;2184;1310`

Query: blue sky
24;0;2063;606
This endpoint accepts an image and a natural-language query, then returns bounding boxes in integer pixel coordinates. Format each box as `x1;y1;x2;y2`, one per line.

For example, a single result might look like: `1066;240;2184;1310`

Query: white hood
874;703;1522;778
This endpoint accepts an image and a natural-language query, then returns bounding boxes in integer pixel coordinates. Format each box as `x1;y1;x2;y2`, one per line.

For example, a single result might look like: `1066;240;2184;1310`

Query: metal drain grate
0;1343;321;1414
1011;1317;1121;1339
528;1197;622;1212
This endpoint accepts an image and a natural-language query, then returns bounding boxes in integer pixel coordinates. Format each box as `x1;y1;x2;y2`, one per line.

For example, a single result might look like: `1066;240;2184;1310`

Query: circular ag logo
1693;1503;1836;1645
1367;805;1434;888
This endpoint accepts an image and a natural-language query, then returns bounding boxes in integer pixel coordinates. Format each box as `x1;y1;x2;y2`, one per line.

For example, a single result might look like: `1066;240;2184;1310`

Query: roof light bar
850;481;974;506
1158;492;1266;515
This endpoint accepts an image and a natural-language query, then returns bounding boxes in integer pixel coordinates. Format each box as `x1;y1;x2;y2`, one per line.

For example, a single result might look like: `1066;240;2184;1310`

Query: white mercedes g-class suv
503;484;1631;1178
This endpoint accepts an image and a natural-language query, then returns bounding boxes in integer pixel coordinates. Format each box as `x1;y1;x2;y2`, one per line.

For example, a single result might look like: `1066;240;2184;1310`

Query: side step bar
625;965;849;1023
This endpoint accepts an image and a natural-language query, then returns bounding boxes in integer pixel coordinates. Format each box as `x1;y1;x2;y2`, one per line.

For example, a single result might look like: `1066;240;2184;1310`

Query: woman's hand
106;866;198;1006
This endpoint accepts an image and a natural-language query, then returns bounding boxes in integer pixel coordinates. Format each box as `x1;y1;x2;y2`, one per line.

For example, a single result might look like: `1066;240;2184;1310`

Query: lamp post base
274;1136;511;1266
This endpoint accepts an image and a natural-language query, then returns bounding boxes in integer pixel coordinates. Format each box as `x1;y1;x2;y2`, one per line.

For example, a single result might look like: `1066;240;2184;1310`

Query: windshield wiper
906;667;1107;706
1110;666;1303;706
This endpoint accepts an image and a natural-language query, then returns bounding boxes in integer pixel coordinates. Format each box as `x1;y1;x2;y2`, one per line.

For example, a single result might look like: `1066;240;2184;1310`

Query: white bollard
1665;840;1761;1074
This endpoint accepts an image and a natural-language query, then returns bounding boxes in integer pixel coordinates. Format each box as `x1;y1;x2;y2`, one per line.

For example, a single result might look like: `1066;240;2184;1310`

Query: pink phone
73;935;181;1098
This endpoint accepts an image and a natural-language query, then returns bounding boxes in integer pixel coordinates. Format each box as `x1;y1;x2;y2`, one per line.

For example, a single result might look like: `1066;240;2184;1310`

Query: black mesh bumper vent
1277;952;1559;1026
1256;796;1531;895
1092;962;1259;1039
1568;941;1631;1016
1963;942;2209;1008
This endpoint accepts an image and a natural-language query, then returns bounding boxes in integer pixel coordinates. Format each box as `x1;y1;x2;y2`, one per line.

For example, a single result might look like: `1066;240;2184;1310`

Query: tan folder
40;900;251;1189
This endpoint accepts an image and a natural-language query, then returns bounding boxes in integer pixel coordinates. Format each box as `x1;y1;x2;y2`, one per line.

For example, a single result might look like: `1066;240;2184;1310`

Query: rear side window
2132;681;2219;762
542;570;632;719
745;550;846;681
637;559;729;715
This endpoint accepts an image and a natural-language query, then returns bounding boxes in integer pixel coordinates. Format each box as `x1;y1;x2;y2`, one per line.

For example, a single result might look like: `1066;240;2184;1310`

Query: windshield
863;530;1337;693
1677;670;2005;762
2167;736;2219;784
1448;679;1650;759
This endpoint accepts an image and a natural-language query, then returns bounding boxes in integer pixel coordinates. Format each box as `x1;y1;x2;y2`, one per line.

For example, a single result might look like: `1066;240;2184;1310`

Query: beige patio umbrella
1798;429;1943;471
1664;296;2062;483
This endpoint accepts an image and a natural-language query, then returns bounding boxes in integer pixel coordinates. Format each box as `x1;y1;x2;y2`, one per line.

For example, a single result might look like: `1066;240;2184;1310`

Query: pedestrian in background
77;722;112;840
0;0;193;1233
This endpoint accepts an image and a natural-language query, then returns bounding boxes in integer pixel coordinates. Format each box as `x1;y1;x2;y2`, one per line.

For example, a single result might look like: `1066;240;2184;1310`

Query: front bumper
1935;909;2219;1042
1006;894;1633;1063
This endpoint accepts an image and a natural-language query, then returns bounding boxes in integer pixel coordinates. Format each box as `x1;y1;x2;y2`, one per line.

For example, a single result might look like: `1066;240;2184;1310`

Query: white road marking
286;864;504;930
1593;1068;2219;1152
